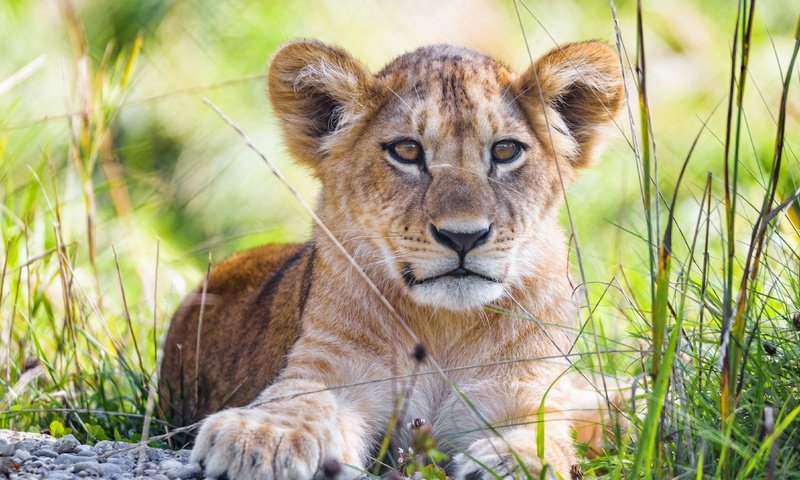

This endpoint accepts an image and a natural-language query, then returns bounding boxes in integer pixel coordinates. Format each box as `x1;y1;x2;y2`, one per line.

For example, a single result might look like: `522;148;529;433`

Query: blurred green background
1;0;797;295
0;0;798;459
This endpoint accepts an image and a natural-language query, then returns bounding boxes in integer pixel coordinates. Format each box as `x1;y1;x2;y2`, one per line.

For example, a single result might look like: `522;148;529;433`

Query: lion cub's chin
409;276;505;311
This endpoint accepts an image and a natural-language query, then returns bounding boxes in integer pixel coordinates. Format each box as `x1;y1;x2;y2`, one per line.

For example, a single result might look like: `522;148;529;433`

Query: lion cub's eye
491;140;523;164
386;140;424;164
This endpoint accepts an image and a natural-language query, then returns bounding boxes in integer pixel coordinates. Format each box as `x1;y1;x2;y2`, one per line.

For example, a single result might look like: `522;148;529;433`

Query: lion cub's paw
452;436;545;480
191;407;331;479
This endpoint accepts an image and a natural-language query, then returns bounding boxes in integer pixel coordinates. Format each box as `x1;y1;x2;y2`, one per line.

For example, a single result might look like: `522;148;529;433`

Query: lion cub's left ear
268;40;376;170
514;41;624;168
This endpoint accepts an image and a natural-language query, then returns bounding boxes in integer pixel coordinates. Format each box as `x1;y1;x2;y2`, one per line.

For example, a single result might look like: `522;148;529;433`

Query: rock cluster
0;430;203;479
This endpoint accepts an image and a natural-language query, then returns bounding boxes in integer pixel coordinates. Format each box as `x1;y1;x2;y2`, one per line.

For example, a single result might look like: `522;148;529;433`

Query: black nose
430;224;492;255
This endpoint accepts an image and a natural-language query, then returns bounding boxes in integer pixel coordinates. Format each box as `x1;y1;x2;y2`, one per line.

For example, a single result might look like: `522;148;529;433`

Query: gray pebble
93;440;114;454
147;447;165;462
73;461;102;474
76;444;93;454
34;448;60;459
56;453;89;464
15;449;32;462
15;439;41;452
75;449;97;457
101;463;124;477
106;457;135;470
152;474;170;480
143;469;157;476
0;442;15;456
54;435;80;454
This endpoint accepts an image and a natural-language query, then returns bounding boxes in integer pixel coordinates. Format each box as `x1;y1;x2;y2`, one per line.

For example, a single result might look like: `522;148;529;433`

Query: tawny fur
160;40;627;479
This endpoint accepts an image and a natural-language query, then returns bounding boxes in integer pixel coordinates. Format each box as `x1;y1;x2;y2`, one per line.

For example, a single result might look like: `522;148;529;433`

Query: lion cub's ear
268;40;375;170
514;41;624;168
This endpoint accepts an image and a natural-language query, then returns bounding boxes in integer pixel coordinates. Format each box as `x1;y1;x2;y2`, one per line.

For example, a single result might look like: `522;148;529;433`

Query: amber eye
386;140;423;164
491;140;523;164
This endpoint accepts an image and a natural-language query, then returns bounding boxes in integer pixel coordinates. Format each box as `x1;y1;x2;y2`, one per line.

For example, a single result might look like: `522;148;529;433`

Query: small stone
147;447;165;462
153;474;170;480
106;457;135;470
143;469;157;476
15;439;41;452
0;443;15;456
94;440;114;454
14;449;31;462
75;449;97;457
56;453;88;464
33;448;59;459
73;460;102;475
54;435;80;454
101;463;124;477
76;444;93;454
159;459;182;471
165;462;203;479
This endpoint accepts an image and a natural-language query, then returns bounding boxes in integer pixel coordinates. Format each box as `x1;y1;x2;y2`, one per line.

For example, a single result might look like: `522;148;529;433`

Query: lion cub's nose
429;224;492;255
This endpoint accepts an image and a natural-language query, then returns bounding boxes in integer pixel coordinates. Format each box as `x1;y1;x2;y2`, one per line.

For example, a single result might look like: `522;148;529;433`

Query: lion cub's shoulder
159;243;314;425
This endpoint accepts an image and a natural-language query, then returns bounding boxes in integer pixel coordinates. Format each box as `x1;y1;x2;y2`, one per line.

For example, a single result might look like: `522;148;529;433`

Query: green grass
2;0;800;478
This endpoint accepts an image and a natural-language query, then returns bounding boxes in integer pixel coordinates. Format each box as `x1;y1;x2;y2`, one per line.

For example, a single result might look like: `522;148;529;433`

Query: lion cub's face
269;41;623;311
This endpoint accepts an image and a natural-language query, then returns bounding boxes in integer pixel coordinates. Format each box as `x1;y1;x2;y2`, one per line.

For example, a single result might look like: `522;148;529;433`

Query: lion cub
160;39;625;479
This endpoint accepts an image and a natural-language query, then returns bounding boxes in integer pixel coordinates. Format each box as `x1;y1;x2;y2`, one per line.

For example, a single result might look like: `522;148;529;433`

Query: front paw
452;436;544;480
191;407;331;479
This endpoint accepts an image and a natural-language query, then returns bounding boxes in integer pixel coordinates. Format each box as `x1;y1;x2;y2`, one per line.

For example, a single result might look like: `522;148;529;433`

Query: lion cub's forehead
378;45;513;97
376;45;525;140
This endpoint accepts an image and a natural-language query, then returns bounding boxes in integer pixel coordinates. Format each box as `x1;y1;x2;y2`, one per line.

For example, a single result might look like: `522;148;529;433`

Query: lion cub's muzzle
401;222;501;286
399;223;506;310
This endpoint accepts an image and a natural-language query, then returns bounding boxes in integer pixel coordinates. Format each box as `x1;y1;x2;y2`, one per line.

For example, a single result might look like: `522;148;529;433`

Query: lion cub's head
267;41;623;311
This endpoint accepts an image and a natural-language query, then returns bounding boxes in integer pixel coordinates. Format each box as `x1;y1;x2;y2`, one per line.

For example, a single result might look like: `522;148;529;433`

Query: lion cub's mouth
401;265;499;287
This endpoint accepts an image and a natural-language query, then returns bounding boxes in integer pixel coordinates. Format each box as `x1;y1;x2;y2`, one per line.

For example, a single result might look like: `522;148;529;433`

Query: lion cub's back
159;243;315;426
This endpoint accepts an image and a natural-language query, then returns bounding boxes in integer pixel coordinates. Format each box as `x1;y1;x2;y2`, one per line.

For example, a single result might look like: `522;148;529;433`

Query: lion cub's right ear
268;40;376;170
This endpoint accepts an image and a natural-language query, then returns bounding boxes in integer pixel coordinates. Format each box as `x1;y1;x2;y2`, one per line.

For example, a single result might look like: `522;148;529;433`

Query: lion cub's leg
449;374;632;479
449;384;579;479
191;376;373;479
452;423;577;480
192;339;384;479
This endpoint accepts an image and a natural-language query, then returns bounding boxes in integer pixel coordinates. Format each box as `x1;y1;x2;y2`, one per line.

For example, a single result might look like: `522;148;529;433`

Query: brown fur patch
159;244;314;425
